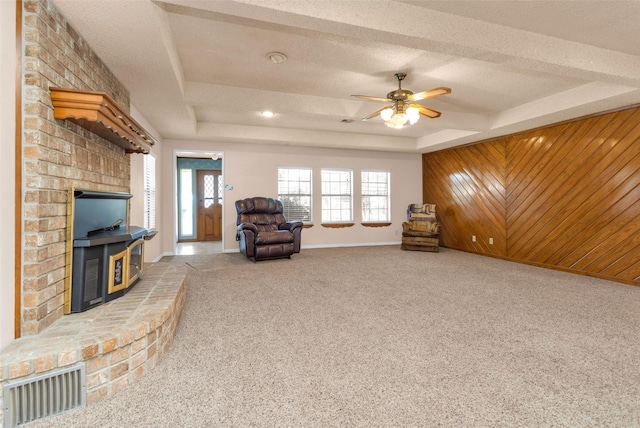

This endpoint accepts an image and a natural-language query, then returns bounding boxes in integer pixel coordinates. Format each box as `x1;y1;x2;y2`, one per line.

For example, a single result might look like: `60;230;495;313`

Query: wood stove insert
65;190;156;313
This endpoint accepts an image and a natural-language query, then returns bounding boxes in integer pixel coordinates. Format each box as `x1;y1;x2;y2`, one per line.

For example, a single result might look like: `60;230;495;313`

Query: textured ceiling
52;0;640;153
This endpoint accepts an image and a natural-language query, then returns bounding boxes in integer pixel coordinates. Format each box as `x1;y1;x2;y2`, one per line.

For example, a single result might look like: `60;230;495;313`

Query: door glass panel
204;175;214;208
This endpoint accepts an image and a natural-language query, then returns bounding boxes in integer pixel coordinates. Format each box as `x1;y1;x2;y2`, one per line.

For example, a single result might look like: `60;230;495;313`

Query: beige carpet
28;246;640;427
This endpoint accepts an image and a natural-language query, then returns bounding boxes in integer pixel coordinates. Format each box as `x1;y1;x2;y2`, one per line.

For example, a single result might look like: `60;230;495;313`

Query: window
362;170;390;222
143;154;156;230
278;167;312;222
179;168;193;236
321;169;353;223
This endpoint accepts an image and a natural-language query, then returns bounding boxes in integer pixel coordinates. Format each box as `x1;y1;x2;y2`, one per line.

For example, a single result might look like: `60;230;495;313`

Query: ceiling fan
352;73;451;128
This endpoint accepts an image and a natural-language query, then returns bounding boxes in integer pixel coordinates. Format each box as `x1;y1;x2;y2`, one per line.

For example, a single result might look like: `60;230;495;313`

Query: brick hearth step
0;262;187;414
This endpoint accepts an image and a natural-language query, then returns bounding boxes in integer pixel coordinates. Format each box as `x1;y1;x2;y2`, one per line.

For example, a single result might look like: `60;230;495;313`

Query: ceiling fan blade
407;87;451;102
361;106;388;121
411;105;441;118
352;95;393;102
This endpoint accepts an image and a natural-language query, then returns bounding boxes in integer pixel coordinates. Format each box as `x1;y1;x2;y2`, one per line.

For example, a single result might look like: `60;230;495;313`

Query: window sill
302;223;314;229
321;223;355;229
361;222;391;228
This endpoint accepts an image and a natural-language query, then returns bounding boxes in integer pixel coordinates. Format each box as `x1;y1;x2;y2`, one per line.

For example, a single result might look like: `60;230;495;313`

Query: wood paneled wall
423;106;640;286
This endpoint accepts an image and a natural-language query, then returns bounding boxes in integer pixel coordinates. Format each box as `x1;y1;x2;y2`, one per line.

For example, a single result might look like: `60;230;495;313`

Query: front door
196;170;222;241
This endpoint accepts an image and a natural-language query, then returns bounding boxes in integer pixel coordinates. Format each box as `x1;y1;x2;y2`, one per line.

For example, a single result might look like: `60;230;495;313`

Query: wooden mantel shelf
50;87;156;154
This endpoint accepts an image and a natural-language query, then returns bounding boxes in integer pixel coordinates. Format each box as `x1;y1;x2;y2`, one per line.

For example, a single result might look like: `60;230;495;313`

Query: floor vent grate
3;363;86;428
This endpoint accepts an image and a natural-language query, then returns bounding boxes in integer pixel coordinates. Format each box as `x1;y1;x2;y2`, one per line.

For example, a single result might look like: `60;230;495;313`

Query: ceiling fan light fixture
354;72;450;129
380;107;393;121
391;112;409;126
407;106;420;125
385;121;404;129
380;103;417;128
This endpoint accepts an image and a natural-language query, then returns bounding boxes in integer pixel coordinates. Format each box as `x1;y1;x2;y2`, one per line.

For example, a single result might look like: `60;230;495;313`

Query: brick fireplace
21;0;132;335
0;2;189;421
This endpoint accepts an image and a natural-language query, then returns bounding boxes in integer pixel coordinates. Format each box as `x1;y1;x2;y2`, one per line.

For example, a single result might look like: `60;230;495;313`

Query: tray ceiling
52;0;640;153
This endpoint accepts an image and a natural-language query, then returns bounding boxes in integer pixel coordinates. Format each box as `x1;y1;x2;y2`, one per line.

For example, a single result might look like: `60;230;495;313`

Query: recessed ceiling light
266;52;287;64
260;111;275;118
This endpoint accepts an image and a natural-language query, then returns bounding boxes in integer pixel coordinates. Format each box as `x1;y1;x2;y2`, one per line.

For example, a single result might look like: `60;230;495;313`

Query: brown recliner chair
401;203;441;252
235;197;303;261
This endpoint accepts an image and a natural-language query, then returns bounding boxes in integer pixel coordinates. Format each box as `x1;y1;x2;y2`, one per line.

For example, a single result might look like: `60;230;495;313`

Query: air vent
3;364;86;427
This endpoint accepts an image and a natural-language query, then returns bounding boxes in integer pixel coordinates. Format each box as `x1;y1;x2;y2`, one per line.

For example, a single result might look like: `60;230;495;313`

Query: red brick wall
22;0;131;334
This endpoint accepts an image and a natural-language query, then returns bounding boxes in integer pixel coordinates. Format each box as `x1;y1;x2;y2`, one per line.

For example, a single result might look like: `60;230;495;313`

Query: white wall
0;0;17;350
161;139;423;254
130;105;164;262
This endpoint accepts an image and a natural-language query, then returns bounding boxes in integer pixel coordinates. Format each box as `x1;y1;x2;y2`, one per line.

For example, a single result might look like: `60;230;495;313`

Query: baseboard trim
172;242;403;255
302;241;401;249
